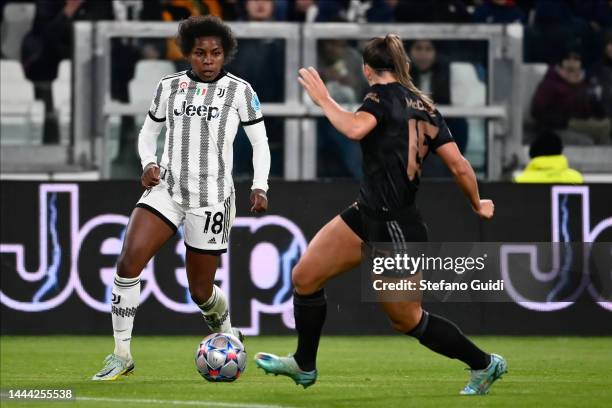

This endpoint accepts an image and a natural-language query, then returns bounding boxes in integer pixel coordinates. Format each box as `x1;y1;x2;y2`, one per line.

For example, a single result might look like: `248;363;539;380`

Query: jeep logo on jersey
174;101;219;120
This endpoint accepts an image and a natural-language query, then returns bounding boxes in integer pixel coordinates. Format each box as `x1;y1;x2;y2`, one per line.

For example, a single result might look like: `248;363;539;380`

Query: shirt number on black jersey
203;211;224;234
407;119;439;180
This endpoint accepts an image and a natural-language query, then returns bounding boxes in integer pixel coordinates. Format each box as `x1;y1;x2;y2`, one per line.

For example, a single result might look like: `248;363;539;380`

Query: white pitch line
77;396;298;408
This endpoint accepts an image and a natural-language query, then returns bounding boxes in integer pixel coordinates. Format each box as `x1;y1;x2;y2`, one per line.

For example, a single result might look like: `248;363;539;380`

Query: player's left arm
298;67;377;140
436;142;494;219
243;122;270;213
239;84;270;213
429;115;493;219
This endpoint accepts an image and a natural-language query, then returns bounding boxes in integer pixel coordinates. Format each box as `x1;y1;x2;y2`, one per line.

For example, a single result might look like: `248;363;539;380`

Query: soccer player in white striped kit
93;15;270;381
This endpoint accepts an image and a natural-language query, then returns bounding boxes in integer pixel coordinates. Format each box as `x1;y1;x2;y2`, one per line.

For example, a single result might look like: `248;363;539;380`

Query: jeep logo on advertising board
0;184;307;335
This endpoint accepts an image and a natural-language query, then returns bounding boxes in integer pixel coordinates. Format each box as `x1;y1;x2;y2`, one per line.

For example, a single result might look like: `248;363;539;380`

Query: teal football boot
460;353;508;395
255;352;317;388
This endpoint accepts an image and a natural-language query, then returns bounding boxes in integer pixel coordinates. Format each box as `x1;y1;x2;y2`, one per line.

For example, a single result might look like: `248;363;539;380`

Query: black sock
407;310;490;370
292;289;326;372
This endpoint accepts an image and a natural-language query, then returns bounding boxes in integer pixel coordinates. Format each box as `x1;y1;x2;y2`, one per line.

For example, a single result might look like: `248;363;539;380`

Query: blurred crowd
1;0;611;179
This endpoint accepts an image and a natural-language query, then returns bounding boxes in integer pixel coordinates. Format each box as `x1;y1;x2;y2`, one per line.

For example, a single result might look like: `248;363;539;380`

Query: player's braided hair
363;34;435;112
176;15;237;63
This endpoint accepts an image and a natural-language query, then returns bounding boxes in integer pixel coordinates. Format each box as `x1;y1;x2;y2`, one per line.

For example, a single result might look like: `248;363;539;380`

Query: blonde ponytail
384;34;435;112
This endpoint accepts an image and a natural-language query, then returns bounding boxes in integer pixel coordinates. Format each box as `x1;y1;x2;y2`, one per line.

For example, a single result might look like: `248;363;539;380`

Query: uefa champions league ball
195;333;247;382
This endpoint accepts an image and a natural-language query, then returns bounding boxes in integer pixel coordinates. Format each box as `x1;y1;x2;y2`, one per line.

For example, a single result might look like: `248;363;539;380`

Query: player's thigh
377;214;427;332
118;207;176;277
292;215;363;294
118;185;184;278
379;300;423;333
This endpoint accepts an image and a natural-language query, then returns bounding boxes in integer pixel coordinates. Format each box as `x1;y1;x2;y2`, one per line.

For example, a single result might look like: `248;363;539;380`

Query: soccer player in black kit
255;34;507;395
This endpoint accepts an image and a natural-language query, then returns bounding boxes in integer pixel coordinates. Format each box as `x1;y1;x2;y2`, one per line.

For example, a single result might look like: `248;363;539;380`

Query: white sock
111;274;140;360
198;285;232;334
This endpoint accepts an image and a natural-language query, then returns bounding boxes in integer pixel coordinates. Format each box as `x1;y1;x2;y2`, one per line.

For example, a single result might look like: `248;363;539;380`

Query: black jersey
356;82;454;212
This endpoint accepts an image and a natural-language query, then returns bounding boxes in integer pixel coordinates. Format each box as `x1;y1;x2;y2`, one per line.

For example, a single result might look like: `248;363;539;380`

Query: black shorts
340;202;428;244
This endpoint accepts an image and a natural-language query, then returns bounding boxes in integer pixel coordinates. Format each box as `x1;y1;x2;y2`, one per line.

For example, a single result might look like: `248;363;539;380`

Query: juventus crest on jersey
148;70;263;208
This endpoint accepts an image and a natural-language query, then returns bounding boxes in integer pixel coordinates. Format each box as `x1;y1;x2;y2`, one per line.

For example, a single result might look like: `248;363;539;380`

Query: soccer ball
195;333;247;382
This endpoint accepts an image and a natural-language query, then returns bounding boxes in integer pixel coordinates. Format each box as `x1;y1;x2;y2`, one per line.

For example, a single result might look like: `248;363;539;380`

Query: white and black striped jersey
147;69;264;208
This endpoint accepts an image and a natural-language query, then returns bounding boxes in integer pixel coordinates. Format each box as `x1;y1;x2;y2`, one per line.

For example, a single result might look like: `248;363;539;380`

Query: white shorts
136;181;235;254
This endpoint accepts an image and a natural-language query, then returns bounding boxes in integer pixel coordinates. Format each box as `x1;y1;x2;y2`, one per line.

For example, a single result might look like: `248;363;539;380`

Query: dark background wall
1;181;611;335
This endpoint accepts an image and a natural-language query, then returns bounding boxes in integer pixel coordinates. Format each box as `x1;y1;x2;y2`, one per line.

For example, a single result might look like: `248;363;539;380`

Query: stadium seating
127;60;175;158
52;59;72;145
450;62;486;170
518;63;612;174
128;60;177;109
0;9;608;178
0;60;44;145
0;2;36;60
520;63;548;126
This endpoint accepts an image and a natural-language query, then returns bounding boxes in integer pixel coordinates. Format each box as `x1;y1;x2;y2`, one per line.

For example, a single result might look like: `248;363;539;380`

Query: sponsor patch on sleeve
364;92;380;103
251;93;261;111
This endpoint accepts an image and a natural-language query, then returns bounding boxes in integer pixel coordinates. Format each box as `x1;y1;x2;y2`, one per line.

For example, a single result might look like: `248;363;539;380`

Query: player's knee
388;306;423;333
291;261;319;295
116;251;142;279
189;285;213;305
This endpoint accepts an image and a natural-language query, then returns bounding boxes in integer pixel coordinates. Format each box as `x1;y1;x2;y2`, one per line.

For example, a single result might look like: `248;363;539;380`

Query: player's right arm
298;67;377;140
138;78;169;188
436;142;494;219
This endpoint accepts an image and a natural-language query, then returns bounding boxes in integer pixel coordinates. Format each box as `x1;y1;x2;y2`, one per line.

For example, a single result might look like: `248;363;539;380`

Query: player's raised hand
141;163;160;189
298;67;330;106
250;189;268;213
473;199;494;219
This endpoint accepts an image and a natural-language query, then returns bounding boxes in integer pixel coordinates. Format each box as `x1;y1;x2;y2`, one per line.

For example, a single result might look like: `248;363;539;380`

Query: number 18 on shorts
185;195;235;254
137;184;235;255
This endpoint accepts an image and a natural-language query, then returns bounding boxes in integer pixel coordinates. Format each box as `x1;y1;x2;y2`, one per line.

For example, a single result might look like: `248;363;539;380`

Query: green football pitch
1;336;611;407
